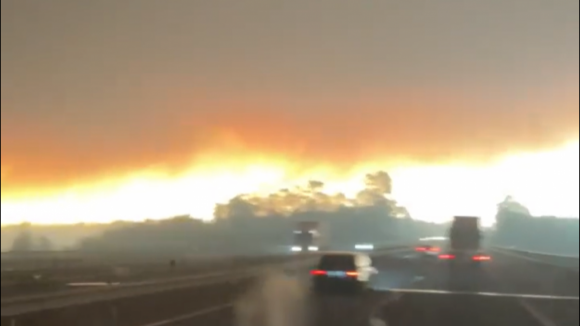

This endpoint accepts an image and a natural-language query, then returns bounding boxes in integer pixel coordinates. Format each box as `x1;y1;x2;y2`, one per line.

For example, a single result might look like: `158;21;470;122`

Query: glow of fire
1;141;578;226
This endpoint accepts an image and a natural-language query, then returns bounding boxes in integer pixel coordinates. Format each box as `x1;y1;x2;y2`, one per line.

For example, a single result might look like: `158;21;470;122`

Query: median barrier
1;254;303;305
0;255;272;302
490;246;579;271
0;253;319;318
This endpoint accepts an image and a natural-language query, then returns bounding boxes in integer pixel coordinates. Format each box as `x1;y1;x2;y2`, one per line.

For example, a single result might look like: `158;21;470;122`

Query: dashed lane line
139;303;233;326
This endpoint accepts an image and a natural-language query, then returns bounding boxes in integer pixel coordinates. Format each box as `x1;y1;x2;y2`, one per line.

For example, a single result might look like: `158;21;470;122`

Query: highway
2;248;577;326
142;250;579;326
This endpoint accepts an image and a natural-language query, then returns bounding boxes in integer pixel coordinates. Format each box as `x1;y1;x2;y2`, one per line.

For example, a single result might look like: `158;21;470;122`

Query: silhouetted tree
491;196;579;254
71;172;578;256
35;236;54;251
11;226;34;252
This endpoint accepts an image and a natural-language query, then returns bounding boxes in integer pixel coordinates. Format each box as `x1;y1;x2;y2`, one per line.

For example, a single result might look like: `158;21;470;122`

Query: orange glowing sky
1;0;579;226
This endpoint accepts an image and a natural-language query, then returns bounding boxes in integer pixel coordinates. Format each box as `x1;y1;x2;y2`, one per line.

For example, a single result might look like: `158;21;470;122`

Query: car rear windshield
318;255;356;270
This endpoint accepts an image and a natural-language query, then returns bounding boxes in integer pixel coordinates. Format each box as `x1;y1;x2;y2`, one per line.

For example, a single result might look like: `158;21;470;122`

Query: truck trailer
445;216;489;266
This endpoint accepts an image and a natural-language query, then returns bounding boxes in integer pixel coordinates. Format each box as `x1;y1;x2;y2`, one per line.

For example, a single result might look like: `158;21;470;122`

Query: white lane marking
387;288;579;300
519;300;558;326
484;254;571;326
67;282;121;287
141;251;414;326
366;273;425;325
140;303;233;326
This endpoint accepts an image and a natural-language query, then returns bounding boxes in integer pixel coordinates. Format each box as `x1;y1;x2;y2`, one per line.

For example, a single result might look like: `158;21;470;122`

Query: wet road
149;250;579;326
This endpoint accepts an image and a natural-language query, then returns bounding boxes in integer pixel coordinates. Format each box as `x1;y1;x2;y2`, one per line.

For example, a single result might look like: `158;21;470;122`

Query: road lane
377;292;548;326
382;249;579;297
145;292;578;326
379;251;579;326
6;249;578;326
113;251;417;326
298;251;579;326
484;251;579;297
369;252;424;291
136;251;580;326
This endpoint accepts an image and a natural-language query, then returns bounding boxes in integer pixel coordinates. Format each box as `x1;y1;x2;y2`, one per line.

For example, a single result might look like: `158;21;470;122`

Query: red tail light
439;254;455;260
310;270;326;275
310;270;358;277
415;247;427;252
429;247;441;252
473;255;491;261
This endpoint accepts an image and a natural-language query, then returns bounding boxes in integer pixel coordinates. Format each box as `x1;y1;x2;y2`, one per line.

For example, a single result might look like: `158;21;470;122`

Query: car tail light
310;270;326;275
345;271;358;277
439;254;455;260
415;247;426;252
429;247;441;252
473;255;491;261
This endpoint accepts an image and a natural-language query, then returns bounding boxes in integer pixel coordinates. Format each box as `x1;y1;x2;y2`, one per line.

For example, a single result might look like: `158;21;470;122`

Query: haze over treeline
2;171;578;255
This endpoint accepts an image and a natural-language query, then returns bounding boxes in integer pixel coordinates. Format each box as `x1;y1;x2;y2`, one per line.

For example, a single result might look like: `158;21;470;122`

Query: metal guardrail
1;270;230;306
495;246;579;259
0;255;318;317
490;246;579;271
0;254;303;305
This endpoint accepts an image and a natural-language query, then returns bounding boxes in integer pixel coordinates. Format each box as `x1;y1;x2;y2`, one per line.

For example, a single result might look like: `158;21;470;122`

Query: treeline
490;196;579;255
77;210;449;255
4;171;578;256
74;173;580;256
8;227;54;252
1;223;110;252
77;172;428;255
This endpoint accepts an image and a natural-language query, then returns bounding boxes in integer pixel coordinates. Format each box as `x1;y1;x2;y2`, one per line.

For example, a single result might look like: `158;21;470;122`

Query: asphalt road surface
134;251;579;326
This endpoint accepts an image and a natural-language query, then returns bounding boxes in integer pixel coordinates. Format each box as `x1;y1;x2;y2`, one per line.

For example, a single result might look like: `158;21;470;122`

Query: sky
1;0;579;226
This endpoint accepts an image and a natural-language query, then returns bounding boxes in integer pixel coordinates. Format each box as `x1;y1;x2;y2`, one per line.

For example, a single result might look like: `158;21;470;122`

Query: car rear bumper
312;277;366;294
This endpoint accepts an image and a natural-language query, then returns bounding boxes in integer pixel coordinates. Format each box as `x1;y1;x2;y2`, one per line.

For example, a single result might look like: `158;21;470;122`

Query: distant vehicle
415;237;445;260
291;221;326;253
354;243;374;251
441;216;491;266
310;252;377;294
